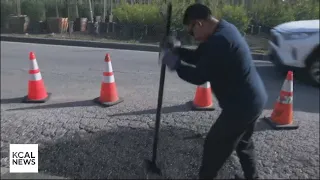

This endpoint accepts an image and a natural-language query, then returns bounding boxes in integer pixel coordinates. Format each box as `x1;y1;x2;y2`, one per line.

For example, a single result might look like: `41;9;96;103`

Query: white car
268;19;320;86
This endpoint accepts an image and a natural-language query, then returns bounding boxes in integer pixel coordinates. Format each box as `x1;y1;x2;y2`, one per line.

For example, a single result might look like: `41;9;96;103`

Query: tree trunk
92;0;95;16
67;0;70;19
88;0;94;22
110;0;113;16
103;0;106;22
75;0;79;18
55;0;60;18
16;0;21;16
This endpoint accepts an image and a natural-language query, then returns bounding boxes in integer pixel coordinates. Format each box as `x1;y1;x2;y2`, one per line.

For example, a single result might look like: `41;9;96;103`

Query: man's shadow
37;126;243;179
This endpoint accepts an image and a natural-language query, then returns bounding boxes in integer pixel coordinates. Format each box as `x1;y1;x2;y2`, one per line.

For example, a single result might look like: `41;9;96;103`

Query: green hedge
45;0;68;18
292;0;319;21
248;1;295;27
112;2;164;26
170;0;194;30
218;5;250;35
1;1;15;27
21;0;46;22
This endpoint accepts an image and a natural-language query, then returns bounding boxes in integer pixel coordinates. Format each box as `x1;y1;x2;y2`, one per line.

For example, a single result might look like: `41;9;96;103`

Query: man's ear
196;20;203;27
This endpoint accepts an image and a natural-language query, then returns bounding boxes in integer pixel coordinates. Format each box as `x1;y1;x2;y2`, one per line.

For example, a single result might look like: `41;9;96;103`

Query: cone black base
186;101;215;111
22;93;52;103
263;117;299;130
93;97;124;107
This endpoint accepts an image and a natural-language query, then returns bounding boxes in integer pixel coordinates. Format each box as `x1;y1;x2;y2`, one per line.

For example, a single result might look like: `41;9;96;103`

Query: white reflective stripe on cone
103;75;115;83
281;80;293;93
277;95;293;104
29;72;42;81
104;61;113;73
29;59;39;70
200;82;210;88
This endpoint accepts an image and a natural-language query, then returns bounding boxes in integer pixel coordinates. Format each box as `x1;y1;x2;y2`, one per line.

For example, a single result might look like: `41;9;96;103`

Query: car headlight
281;32;317;40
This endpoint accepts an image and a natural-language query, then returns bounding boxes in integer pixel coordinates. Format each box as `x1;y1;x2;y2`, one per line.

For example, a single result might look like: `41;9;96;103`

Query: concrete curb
0;35;268;60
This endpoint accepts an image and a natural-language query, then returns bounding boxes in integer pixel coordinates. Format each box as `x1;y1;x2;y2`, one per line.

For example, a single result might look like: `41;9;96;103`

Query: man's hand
160;35;181;50
161;48;181;71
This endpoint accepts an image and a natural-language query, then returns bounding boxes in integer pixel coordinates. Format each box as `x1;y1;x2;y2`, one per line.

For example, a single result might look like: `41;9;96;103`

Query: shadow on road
37;124;273;179
182;118;273;141
0;97;24;104
110;103;190;117
254;118;273;131
37;126;250;179
5;100;96;111
255;64;319;114
38;126;207;179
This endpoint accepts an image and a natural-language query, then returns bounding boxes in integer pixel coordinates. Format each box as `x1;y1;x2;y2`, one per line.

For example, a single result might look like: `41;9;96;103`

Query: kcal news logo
9;144;38;173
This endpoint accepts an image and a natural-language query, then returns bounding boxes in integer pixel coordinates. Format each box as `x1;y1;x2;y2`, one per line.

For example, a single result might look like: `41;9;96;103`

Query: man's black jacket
175;19;268;113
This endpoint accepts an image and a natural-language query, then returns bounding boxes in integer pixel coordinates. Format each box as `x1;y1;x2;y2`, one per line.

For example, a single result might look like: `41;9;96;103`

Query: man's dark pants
199;108;261;179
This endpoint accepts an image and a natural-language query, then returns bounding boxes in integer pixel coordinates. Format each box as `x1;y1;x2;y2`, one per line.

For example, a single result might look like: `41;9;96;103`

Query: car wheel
306;56;320;86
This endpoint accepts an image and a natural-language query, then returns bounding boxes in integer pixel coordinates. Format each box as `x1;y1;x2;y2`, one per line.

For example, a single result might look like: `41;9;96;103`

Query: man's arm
175;37;226;85
176;44;217;85
174;47;197;65
176;64;209;85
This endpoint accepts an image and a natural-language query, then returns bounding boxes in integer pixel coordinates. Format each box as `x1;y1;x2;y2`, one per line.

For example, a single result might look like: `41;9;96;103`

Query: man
161;3;268;180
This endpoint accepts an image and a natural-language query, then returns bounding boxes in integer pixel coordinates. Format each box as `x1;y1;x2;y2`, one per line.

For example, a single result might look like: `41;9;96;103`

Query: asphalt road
1;42;319;179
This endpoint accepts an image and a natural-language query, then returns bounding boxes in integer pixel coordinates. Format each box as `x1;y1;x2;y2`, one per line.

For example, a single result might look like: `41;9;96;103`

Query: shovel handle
151;2;172;163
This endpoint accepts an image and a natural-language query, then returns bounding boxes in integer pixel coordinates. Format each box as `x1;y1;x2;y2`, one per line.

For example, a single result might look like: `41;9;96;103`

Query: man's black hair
183;3;212;25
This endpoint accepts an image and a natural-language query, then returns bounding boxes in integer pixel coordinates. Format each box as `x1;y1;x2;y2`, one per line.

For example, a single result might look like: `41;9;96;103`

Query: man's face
186;20;206;42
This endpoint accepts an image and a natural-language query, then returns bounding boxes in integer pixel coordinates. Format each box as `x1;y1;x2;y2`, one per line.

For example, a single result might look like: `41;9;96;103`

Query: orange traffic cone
189;82;215;111
22;52;51;103
94;53;123;107
264;71;298;130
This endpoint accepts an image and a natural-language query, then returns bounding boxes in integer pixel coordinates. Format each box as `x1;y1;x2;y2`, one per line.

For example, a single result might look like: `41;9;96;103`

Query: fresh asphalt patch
1;42;319;179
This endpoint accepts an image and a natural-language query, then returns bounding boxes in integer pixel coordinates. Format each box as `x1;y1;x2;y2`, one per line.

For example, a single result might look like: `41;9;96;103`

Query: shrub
21;0;46;21
45;0;59;18
44;0;68;18
291;0;320;20
170;0;194;30
1;1;15;27
219;5;251;35
78;3;91;19
248;0;295;28
112;2;163;26
94;3;103;17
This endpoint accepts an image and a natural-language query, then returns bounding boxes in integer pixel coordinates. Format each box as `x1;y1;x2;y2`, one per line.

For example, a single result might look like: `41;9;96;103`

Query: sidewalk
1;167;67;179
0;34;268;60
